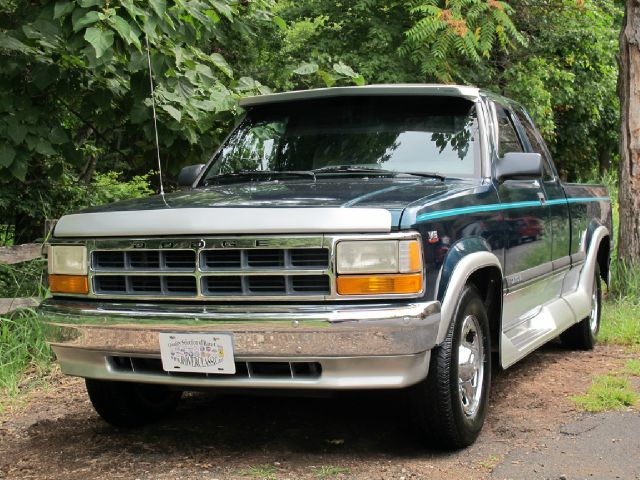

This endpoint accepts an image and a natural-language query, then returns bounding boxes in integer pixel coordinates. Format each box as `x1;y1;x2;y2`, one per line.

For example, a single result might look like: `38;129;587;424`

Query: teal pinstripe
415;197;610;222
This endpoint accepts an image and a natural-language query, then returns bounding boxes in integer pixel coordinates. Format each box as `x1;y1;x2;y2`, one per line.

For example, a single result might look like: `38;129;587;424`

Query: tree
617;0;640;263
0;0;273;242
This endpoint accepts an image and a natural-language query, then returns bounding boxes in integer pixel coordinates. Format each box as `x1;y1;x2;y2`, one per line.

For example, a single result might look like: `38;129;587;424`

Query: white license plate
159;332;236;374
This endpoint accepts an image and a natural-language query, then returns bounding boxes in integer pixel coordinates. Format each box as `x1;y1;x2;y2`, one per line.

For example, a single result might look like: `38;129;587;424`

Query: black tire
407;285;491;449
560;264;602;350
85;379;182;427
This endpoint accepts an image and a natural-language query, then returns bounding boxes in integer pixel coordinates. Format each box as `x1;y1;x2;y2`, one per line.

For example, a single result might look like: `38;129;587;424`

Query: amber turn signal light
49;274;89;295
337;273;423;295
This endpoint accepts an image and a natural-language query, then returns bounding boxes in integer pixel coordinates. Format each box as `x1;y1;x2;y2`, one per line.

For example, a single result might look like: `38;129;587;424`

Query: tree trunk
618;0;640;263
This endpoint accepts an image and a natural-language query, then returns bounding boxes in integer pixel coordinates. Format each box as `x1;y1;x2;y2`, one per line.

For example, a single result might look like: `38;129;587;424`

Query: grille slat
203;276;243;295
290;249;329;267
203;250;242;269
163;251;196;270
128;251;161;269
291;275;330;293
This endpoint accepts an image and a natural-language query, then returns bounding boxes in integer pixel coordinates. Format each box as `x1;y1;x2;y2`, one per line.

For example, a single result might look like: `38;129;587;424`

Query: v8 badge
427;230;439;244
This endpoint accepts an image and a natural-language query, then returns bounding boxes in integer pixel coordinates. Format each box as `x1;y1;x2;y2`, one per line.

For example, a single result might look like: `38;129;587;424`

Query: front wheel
561;264;602;350
407;285;491;449
85;379;182;427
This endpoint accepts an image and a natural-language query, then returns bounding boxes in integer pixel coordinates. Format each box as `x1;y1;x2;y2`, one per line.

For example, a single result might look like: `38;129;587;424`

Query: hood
54;178;479;237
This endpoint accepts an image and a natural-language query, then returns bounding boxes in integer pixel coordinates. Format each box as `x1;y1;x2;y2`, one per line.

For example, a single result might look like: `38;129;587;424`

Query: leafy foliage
402;0;525;81
0;0;272;240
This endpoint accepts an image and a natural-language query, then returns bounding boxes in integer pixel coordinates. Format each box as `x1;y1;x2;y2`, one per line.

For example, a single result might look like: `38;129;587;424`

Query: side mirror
496;152;542;183
177;164;205;187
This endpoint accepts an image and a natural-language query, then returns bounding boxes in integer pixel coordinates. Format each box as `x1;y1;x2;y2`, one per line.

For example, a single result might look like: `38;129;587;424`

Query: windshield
200;96;480;185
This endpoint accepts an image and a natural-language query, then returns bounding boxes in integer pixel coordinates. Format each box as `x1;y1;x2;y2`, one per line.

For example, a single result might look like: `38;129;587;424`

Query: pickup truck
40;85;612;449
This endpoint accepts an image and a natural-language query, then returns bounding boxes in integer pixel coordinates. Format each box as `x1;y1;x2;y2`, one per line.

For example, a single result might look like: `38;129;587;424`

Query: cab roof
239;84;481;108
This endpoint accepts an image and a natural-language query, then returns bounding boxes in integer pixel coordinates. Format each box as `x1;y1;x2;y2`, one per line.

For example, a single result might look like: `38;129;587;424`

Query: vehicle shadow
74;341;571;458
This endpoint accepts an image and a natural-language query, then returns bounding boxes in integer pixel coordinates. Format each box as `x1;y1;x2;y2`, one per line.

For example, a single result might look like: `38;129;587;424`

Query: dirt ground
0;343;637;480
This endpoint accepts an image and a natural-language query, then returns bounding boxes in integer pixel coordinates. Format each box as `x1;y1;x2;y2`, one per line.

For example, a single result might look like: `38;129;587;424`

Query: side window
514;109;555;181
495;105;523;157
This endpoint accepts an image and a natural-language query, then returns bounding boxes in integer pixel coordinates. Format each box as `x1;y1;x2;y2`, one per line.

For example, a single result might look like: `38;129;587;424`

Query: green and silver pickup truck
40;85;612;449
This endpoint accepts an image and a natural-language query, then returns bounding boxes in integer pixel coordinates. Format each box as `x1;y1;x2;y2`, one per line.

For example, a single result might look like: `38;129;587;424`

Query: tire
561;264;602;350
407;285;491;449
85;379;182;427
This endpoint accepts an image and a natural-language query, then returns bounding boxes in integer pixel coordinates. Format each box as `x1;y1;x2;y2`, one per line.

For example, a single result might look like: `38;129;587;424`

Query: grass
478;455;500;470
311;466;351;478
239;465;278;480
571;375;638;412
600;299;640;346
625;359;640;376
0;309;53;403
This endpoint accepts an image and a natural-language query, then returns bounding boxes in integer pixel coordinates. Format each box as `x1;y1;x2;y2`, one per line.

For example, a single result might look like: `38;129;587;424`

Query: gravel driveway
0;343;637;480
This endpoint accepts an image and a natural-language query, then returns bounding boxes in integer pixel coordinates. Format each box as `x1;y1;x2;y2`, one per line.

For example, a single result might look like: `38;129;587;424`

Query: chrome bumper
39;299;441;389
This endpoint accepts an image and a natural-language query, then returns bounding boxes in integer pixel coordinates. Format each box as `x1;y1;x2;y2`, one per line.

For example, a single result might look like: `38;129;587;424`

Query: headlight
48;245;88;294
336;239;423;295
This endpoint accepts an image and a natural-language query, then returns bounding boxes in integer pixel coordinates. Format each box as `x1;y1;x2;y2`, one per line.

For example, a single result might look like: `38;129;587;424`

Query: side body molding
435;240;503;345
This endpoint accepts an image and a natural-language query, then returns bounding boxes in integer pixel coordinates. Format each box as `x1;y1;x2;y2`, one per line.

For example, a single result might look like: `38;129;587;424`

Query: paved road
493;410;640;480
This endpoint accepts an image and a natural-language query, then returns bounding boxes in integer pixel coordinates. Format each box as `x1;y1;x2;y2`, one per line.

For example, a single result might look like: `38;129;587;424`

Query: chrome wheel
589;277;600;335
458;315;485;418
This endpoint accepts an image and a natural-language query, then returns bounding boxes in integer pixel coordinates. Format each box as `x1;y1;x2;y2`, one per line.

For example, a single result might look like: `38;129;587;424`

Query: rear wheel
85;379;182;427
407;285;491;449
561;264;601;350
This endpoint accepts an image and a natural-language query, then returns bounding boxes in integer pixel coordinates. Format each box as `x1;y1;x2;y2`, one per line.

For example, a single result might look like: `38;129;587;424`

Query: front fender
435;237;502;345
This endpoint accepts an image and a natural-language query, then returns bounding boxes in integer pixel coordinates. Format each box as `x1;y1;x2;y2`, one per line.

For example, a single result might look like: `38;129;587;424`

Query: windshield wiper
203;170;316;185
313;166;445;181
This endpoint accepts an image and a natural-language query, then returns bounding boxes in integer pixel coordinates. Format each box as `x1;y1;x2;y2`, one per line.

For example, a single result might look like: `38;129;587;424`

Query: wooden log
0;297;40;315
0;244;43;265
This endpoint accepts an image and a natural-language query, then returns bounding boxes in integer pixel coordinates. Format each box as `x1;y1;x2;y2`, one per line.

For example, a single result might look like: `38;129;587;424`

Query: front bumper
39;299;441;389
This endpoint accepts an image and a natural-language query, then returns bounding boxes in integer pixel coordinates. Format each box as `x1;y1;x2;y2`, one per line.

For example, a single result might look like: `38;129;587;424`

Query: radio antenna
144;33;165;195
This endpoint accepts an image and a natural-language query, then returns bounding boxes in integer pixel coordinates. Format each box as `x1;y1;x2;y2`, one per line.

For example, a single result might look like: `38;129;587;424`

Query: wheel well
467;267;503;351
596;236;611;287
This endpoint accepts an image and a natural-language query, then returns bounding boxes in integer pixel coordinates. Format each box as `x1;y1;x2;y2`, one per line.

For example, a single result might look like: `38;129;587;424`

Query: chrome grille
89;237;332;301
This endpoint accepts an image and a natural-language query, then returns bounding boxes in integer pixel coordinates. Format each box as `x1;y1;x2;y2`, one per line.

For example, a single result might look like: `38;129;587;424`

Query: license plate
159;332;236;374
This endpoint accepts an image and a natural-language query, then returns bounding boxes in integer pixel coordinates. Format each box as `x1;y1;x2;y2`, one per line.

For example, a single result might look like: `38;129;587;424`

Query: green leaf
53;1;75;20
50;126;69;145
149;0;166;17
35;139;56;156
210;53;233;78
211;0;233;21
317;70;336;88
73;10;101;32
120;0;146;20
0;33;33;54
161;104;182;122
7;122;27;145
9;159;27;181
84;27;114;58
333;62;357;78
273;15;286;31
293;62;319;75
108;15;140;49
353;74;366;86
0;145;16;167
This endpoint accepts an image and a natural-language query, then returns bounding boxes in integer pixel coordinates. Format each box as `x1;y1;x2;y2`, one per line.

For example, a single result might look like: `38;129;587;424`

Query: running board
500;296;577;369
